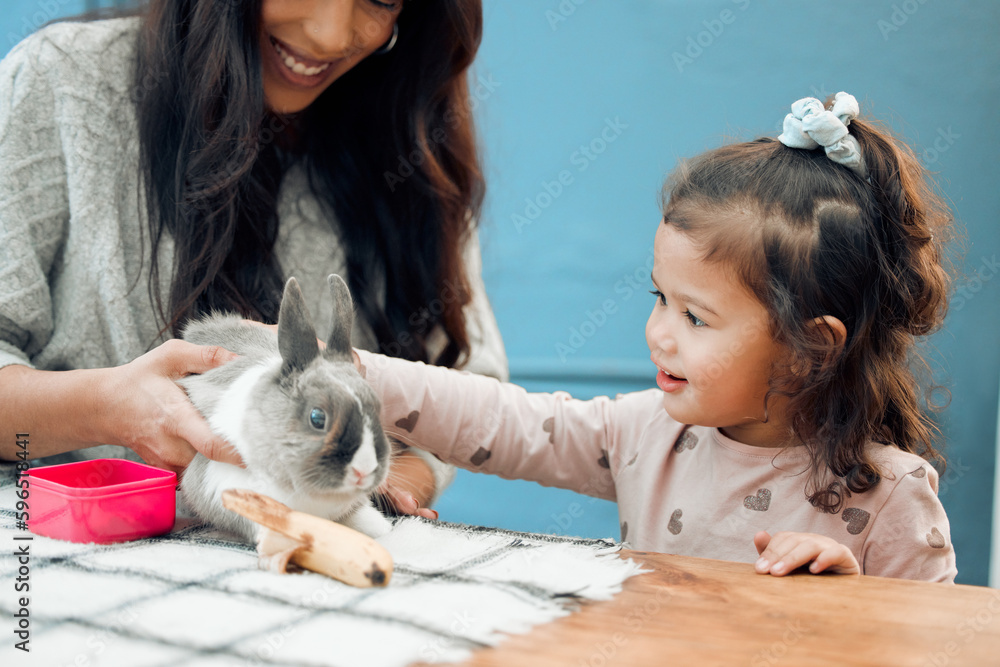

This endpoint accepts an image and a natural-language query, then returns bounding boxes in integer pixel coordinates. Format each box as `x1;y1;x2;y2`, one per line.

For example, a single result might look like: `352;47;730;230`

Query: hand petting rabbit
179;274;393;566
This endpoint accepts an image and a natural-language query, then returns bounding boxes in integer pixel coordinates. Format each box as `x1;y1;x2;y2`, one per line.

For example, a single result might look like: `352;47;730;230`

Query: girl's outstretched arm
355;349;622;502
753;530;860;576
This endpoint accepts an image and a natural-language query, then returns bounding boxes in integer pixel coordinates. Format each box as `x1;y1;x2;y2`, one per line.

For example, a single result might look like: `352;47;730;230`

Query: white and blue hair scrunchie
777;91;867;178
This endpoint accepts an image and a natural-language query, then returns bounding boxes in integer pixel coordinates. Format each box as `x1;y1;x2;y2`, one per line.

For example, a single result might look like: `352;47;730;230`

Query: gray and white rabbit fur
179;274;393;544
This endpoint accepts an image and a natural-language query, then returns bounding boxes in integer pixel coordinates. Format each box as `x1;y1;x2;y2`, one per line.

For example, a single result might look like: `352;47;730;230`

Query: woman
0;0;507;515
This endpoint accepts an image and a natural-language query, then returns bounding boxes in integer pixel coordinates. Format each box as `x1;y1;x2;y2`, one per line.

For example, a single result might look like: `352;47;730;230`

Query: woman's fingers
169;397;243;466
104;340;244;470
154;338;239;378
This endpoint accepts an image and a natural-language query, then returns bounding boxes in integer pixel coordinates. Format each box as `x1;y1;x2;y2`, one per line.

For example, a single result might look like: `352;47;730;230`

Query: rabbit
178;274;393;560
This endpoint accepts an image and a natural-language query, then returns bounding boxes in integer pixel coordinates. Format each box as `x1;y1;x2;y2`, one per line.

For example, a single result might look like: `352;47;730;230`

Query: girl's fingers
754;534;859;576
753;530;772;555
381;486;419;514
755;531;798;570
756;533;817;575
810;545;860;575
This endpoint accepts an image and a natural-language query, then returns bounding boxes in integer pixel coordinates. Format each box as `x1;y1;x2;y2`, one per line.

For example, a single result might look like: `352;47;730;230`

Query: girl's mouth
656;368;688;393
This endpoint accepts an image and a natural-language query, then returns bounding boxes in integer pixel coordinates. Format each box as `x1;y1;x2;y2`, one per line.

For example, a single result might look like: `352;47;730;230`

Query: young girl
357;92;957;582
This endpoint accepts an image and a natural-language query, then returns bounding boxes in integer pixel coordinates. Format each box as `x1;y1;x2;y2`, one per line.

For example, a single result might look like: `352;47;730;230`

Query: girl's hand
99;339;243;473
753;530;860;576
376;448;439;520
352;348;438;520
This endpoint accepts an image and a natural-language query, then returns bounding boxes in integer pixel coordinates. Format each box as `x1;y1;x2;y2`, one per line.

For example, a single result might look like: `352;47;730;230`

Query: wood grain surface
437;550;1000;667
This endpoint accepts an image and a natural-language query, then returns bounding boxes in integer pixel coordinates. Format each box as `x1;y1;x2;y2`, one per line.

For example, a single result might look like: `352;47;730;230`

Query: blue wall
3;1;998;586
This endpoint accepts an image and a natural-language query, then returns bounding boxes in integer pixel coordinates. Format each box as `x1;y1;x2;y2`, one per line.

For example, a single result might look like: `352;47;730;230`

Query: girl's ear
788;315;848;378
807;315;848;373
809;315;847;351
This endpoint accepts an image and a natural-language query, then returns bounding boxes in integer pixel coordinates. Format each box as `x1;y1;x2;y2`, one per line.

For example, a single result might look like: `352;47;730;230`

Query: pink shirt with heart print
358;350;957;583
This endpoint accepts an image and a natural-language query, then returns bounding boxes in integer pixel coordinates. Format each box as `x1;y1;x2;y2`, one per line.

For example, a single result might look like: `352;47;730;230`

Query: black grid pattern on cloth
0;464;621;666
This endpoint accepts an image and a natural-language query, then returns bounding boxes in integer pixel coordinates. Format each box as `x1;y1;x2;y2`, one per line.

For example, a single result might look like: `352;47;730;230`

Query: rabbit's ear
325;274;354;359
278;277;320;374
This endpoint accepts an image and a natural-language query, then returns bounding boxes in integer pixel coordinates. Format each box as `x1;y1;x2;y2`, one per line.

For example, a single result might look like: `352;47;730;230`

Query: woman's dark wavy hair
660;106;953;512
132;0;484;366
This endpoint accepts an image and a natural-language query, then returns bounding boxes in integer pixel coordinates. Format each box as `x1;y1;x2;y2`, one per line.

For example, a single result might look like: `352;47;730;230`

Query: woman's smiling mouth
268;35;337;84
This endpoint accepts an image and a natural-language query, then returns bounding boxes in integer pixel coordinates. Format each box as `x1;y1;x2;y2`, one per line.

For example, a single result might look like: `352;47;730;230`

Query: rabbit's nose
351;467;367;486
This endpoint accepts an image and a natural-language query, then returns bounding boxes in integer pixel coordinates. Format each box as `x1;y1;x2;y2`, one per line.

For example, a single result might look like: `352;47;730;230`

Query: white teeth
273;40;330;77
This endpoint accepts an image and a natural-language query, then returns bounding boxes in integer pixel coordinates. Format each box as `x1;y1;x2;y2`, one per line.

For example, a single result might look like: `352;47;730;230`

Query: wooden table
452;550;1000;667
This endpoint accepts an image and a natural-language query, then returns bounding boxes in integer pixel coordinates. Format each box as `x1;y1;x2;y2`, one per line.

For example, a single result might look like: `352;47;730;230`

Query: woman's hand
98;339;243;473
753;530;860;576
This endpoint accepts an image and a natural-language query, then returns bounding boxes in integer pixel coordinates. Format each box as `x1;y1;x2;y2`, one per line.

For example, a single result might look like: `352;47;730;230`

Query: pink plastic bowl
27;459;176;544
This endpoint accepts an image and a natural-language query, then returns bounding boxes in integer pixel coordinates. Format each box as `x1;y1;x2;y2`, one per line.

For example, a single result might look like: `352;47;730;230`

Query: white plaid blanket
0;467;644;667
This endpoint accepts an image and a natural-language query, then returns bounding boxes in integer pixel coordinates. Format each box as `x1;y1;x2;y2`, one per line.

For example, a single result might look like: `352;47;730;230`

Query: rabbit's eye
309;408;327;430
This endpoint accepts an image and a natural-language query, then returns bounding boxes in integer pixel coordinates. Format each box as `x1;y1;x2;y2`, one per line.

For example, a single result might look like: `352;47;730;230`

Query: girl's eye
684;310;707;327
309;408;327;430
649;290;667;306
368;0;401;10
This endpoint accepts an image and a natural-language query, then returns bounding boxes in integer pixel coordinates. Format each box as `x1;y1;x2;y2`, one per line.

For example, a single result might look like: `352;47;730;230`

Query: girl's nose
647;311;678;354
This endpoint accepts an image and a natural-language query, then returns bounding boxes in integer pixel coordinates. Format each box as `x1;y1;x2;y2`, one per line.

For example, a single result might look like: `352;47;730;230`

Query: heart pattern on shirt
542;417;555;443
470;447;492;467
926;527;946;549
842;508;871;535
909;466;927;478
620;521;628;541
394;410;420;433
597;450;610;469
743;488;771;512
673;431;698;453
668;509;683;535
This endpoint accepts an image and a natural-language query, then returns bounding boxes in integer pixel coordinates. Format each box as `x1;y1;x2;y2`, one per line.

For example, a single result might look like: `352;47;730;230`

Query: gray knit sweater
0;18;507;492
